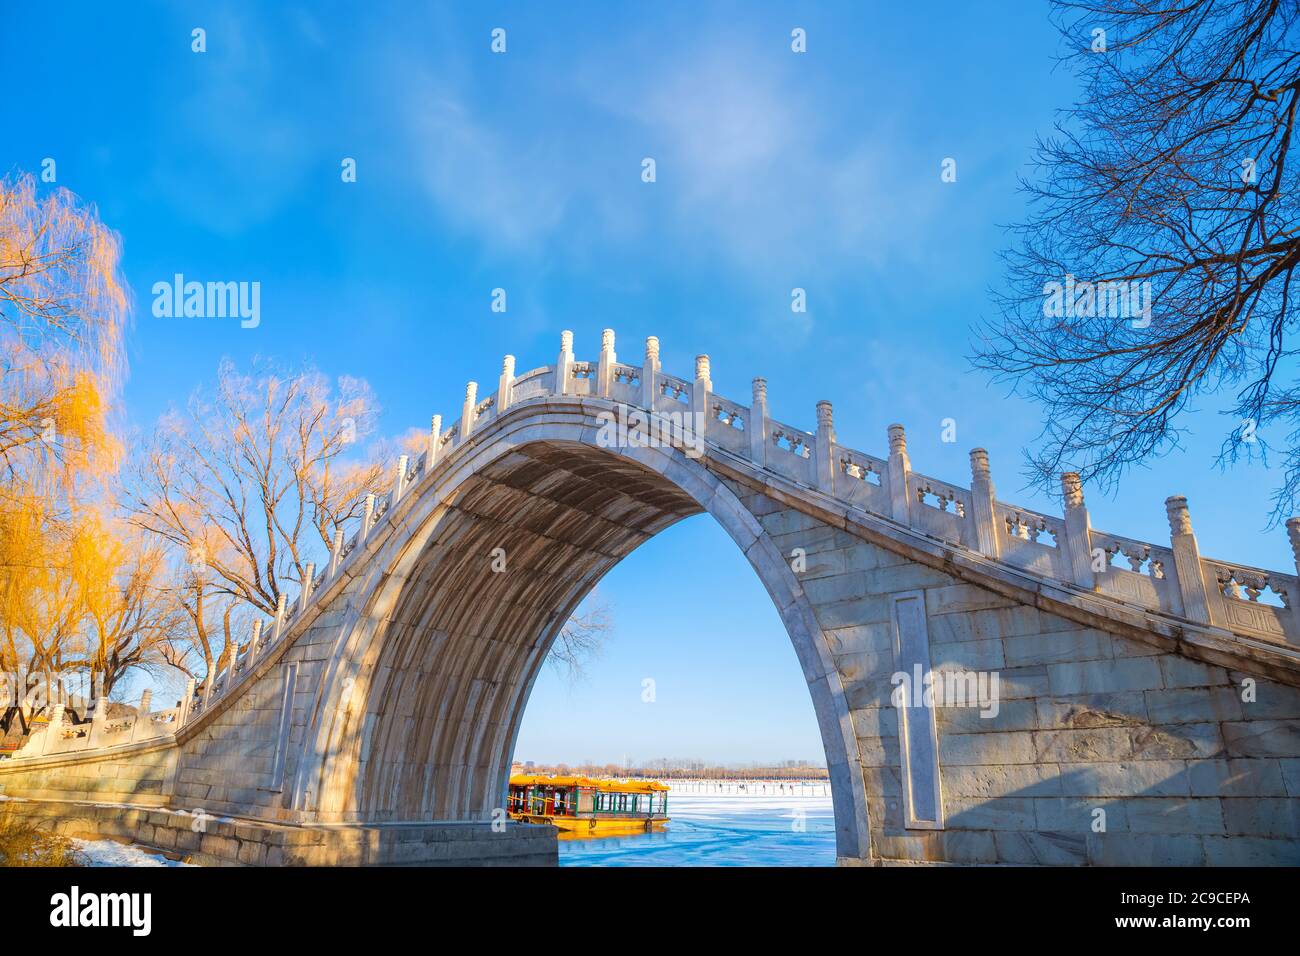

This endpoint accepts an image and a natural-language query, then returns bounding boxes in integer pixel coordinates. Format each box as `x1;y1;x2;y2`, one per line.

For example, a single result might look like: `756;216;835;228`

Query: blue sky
4;1;1290;764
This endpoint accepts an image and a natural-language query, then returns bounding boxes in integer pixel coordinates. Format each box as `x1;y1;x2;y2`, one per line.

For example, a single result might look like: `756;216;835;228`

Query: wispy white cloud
395;31;944;292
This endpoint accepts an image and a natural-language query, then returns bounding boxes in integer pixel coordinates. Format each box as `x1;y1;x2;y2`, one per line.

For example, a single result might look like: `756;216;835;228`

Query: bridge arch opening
512;507;838;863
288;430;869;862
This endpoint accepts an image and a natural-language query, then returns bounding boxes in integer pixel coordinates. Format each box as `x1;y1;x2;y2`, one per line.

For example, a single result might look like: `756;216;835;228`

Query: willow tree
974;0;1300;516
0;173;132;701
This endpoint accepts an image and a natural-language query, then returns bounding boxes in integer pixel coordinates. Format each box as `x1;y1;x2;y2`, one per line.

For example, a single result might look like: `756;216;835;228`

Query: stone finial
601;328;615;351
464;381;478;403
251;618;263;648
502;355;515;377
560;330;573;354
888;423;907;456
645;336;659;362
431;413;442;435
816;400;833;428
695;354;711;381
752;377;767;401
139;688;152;713
1165;495;1194;537
970;448;990;481
1061;472;1084;509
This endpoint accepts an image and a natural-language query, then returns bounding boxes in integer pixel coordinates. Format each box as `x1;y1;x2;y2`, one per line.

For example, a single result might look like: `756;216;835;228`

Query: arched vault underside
287;432;870;860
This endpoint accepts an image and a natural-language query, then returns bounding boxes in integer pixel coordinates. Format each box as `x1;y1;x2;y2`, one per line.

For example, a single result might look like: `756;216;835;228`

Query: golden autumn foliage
0;173;176;700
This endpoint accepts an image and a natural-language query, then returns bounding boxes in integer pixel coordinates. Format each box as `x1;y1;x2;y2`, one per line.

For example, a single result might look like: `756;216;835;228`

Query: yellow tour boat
507;774;670;836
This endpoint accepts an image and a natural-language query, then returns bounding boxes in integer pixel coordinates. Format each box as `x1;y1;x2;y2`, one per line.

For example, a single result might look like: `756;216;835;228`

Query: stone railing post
968;449;1000;559
692;355;712;439
360;493;376;543
1288;518;1300;634
497;354;515;413
179;676;196;725
557;330;574;396
428;414;443;472
1061;472;1095;588
328;528;344;579
392;455;409;506
887;424;911;524
597;329;616;397
814;401;836;494
299;563;316;613
460;382;478;440
139;688;152;714
1166;496;1218;625
202;661;216;712
642;336;660;409
42;697;64;755
245;618;264;668
750;378;768;465
271;591;288;642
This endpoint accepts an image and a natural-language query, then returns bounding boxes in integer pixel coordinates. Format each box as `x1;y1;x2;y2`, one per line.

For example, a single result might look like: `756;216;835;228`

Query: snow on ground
71;838;192;867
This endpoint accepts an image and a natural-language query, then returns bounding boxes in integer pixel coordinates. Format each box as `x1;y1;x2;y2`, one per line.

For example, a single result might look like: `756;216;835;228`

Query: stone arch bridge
3;330;1300;866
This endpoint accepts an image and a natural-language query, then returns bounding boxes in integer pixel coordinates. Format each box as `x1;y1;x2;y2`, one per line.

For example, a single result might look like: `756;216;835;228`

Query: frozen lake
559;786;837;867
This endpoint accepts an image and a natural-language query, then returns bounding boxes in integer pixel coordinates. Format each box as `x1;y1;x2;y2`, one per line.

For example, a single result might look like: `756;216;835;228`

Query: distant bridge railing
10;328;1300;759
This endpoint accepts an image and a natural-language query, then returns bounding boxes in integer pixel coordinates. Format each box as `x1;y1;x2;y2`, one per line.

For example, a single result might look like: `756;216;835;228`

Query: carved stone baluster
246;619;264;669
887;424;911;524
497;355;515;414
178;677;196;727
597;330;616;398
428;414;442;472
1286;518;1300;636
750;378;768;465
42;696;64;755
968;449;1000;559
556;330;574;396
693;355;711;443
299;563;316;613
328;528;344;579
360;492;376;544
460;382;478;440
642;337;660;410
814;401;836;494
202;660;216;716
1060;472;1095;589
392;455;409;506
1166;495;1217;625
271;591;288;642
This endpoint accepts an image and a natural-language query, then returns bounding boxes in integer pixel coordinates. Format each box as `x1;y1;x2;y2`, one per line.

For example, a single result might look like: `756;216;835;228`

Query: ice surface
559;789;836;867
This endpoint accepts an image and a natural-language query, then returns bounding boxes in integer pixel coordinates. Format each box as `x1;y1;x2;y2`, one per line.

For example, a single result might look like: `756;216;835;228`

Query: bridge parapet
11;328;1300;761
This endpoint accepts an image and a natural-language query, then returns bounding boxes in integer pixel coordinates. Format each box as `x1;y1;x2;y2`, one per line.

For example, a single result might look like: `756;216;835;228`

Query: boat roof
509;774;670;792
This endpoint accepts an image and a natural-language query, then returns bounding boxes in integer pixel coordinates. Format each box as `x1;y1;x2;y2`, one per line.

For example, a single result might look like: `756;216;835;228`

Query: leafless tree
127;358;388;680
546;600;613;681
974;0;1300;519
